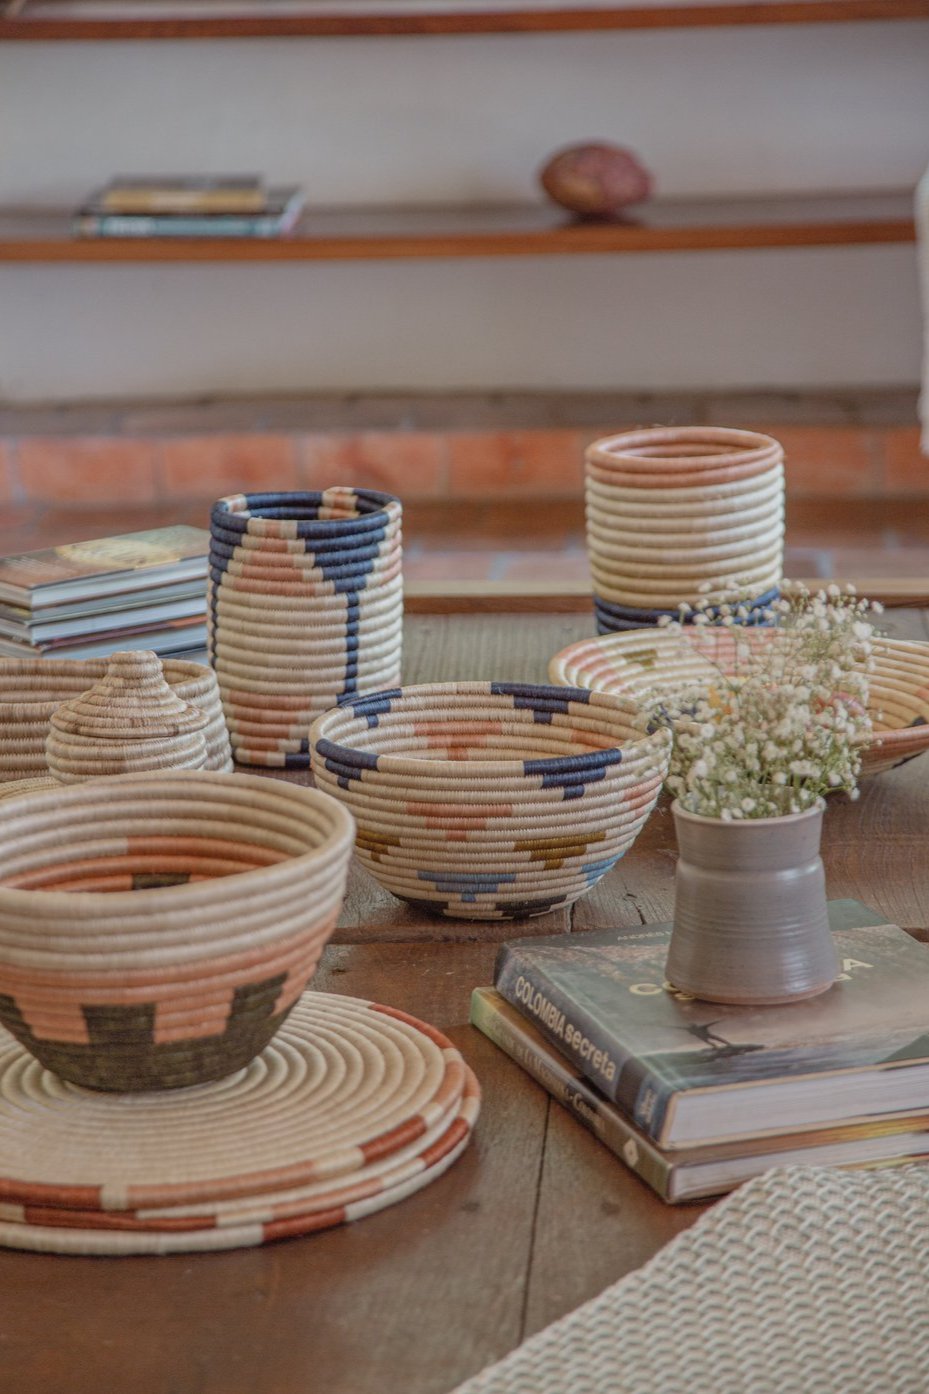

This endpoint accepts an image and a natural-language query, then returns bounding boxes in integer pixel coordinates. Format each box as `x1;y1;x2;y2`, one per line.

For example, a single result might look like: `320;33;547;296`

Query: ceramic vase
666;799;838;1005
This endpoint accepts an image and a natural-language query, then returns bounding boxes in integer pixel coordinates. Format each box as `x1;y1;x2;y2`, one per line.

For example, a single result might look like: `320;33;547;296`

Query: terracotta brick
159;434;299;500
757;426;880;497
447;431;585;497
300;432;446;499
404;552;499;583
881;427;929;495
16;438;158;505
0;442;17;506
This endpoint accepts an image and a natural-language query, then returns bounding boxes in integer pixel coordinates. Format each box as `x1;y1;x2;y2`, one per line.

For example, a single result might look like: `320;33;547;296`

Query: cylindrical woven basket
547;629;929;781
310;681;670;920
584;427;785;633
0;770;355;1091
209;488;404;768
0;655;231;782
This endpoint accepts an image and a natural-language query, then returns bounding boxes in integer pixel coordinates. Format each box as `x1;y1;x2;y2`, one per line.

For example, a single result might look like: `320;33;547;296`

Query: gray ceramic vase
667;799;838;1006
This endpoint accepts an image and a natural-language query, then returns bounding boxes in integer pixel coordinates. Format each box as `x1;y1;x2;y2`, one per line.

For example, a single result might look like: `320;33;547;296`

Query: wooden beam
2;0;929;39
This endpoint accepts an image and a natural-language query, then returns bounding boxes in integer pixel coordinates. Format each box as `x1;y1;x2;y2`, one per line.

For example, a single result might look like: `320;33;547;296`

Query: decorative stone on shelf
45;649;210;783
538;142;653;218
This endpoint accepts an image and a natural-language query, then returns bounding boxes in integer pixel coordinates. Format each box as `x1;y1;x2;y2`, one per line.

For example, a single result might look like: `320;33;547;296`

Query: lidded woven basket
46;650;209;783
0;654;232;781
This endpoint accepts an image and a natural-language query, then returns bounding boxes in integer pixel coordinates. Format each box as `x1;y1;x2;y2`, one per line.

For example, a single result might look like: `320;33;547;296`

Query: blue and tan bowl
310;681;670;920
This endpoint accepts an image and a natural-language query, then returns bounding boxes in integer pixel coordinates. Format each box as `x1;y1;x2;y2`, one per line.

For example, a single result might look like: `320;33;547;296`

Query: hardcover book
0;525;209;609
73;188;305;240
493;901;929;1148
471;986;929;1202
99;176;266;214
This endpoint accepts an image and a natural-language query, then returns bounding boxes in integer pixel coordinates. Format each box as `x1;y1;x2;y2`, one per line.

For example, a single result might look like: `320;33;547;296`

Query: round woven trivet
0;993;470;1213
0;1066;479;1251
0;1097;477;1254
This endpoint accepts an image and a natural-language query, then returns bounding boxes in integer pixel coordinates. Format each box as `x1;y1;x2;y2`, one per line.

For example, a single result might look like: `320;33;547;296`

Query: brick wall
0;397;925;510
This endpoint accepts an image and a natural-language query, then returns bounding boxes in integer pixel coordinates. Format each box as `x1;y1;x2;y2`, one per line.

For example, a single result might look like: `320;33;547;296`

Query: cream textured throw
919;167;929;453
451;1165;929;1394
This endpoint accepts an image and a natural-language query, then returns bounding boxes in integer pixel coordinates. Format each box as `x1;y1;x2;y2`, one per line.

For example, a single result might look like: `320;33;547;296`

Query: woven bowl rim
212;489;401;536
548;630;929;760
310;680;671;780
0;770;355;913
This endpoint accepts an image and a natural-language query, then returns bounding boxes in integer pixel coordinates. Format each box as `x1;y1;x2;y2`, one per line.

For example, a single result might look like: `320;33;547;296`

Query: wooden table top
5;601;929;1394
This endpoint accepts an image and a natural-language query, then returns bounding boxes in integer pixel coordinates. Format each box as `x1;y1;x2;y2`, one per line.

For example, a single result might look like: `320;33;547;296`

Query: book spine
470;989;675;1201
493;942;675;1143
72;214;286;238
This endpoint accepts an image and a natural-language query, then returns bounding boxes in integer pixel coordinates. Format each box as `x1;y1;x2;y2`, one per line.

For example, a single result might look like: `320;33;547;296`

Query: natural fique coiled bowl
549;628;929;779
0;656;231;782
310;681;671;920
0;771;355;1091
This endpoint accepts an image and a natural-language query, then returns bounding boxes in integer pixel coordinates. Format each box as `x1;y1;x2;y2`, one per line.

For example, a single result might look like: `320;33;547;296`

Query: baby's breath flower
649;583;877;819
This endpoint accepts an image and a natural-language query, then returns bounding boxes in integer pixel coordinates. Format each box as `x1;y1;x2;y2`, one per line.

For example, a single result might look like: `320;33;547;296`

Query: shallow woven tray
0;993;479;1254
548;628;929;778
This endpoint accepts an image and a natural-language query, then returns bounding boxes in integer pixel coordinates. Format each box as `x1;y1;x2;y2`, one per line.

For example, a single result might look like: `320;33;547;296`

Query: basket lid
49;651;208;741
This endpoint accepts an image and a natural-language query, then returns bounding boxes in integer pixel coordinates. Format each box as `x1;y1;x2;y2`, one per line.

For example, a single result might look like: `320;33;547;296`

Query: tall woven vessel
208;488;403;768
585;426;785;633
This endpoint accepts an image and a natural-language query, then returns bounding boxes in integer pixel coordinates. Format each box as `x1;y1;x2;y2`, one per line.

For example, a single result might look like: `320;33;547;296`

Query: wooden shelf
0;194;914;263
2;0;928;39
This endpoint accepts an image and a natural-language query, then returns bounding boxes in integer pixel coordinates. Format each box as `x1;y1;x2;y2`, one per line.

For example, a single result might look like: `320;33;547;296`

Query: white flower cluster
653;585;879;820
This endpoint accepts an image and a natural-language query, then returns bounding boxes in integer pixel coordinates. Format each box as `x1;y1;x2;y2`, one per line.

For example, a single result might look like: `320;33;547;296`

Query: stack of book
471;900;929;1202
73;175;305;239
0;525;209;661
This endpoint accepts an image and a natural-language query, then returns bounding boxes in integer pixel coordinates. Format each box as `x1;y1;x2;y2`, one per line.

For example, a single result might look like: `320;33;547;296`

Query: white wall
1;21;927;401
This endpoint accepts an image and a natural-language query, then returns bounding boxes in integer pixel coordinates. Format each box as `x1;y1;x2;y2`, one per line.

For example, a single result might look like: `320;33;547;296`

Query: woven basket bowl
585;468;784;518
211;486;401;537
310;682;670;920
548;629;929;780
0;657;231;783
209;550;404;596
0;771;355;1091
584;426;783;490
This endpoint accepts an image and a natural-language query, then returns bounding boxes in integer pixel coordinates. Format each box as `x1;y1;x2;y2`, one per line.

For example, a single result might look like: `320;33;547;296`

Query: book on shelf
73;187;306;239
98;176;267;214
0;525;209;609
471;986;929;1203
493;900;929;1149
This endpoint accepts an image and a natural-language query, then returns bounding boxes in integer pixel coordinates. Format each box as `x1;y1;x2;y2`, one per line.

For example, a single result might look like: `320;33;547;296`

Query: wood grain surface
3;602;929;1394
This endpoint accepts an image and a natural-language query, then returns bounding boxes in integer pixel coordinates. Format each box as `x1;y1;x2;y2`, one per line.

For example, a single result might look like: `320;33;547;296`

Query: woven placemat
0;994;469;1213
0;1095;476;1254
451;1164;929;1394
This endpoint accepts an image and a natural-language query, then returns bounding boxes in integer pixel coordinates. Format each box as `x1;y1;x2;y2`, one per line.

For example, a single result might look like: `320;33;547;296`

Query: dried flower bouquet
653;586;880;821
